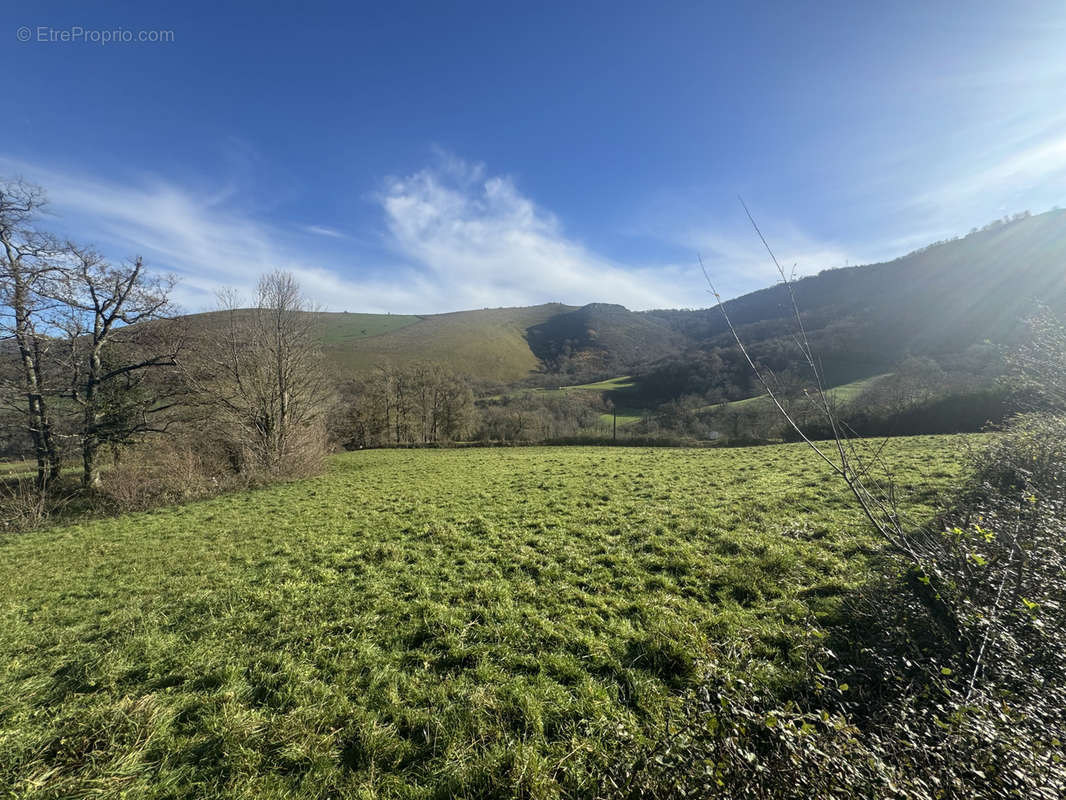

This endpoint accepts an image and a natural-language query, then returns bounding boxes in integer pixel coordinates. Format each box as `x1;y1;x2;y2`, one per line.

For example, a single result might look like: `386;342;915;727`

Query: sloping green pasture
708;373;893;414
0;437;969;798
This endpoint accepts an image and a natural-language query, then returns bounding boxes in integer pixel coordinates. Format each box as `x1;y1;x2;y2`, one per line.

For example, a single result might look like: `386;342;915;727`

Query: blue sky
3;1;1065;312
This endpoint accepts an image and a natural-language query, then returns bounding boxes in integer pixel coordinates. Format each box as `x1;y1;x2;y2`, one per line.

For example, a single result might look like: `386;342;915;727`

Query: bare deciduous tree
51;247;181;487
198;270;330;474
331;361;475;448
0;179;63;487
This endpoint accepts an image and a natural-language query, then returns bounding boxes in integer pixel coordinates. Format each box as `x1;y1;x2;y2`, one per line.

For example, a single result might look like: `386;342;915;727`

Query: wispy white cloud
0;153;704;313
0;152;905;316
0;156;434;313
625;198;866;302
633;118;1066;301
929;128;1066;209
303;224;347;239
378;155;696;310
687;225;854;297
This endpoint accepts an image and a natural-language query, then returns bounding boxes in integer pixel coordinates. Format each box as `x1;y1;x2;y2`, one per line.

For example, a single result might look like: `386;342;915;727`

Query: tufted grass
0;437;973;798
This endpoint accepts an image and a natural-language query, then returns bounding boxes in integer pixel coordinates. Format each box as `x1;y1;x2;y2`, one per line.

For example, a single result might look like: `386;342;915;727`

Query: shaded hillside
525;303;685;375
648;209;1066;359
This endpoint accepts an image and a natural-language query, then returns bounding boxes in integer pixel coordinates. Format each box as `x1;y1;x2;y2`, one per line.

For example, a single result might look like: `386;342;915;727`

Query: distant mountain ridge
649;208;1066;354
180;209;1066;386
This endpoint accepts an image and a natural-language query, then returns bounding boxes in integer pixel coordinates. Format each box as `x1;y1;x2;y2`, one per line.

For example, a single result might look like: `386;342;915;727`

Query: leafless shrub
0;476;78;532
1007;306;1066;413
98;439;250;512
0;479;49;531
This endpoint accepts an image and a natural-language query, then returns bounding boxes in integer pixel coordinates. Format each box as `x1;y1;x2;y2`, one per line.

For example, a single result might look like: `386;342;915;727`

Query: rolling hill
181;303;576;384
179;209;1066;389
650;209;1066;360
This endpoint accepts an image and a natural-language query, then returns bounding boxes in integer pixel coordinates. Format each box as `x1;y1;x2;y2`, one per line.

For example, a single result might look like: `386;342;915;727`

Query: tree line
331;363;475;448
1;178;330;507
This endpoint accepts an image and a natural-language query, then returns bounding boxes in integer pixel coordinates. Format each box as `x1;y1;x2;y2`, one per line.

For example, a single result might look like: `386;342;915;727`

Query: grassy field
317;313;423;345
0;458;36;479
557;377;637;393
325;305;576;383
545;377;646;428
182;305;576;384
0;438;972;798
494;376;638;398
706;373;893;414
483;375;636;401
485;375;646;429
595;408;645;428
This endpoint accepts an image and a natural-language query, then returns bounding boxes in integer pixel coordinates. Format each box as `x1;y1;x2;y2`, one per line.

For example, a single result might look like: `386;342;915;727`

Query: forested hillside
648;209;1066;363
273;209;1066;389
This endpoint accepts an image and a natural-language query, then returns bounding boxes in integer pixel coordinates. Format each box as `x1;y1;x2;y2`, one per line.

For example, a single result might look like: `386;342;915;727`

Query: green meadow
0;437;971;798
705;373;894;414
488;373;896;433
321;305;575;382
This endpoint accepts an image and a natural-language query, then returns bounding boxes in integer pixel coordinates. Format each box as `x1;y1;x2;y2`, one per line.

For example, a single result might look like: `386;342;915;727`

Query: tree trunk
25;393;47;489
34;339;61;482
82;343;102;488
14;311;54;488
2;217;62;487
82;431;101;488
